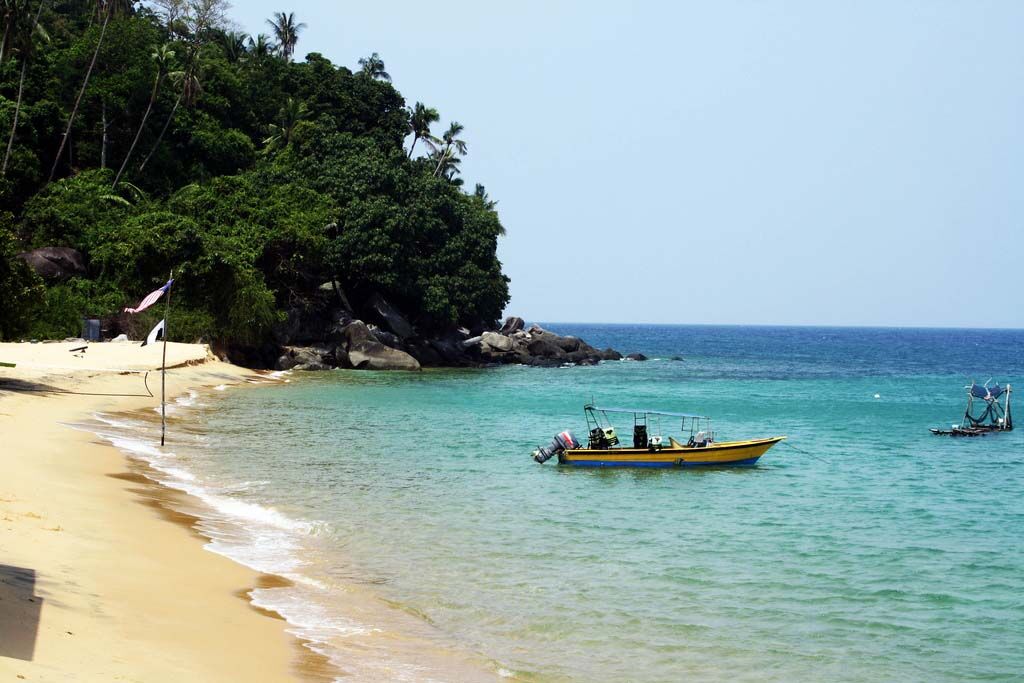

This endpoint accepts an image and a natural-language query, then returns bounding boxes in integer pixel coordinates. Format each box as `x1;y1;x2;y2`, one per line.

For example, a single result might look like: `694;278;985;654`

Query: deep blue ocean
93;325;1024;681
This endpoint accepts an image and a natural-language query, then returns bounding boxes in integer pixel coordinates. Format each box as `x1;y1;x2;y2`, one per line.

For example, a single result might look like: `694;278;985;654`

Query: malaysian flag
124;279;173;314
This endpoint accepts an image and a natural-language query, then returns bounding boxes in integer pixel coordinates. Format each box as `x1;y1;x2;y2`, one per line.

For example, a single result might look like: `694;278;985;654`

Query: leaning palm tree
3;0;48;176
432;121;467;177
137;61;202;174
262;97;308;153
265;11;305;62
357;52;390;81
47;0;112;183
112;43;174;188
406;102;439;158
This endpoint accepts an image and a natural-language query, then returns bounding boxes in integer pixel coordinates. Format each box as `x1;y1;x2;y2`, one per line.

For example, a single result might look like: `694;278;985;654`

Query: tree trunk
113;71;162;189
433;144;451;177
2;58;29;175
47;2;111;184
0;21;10;66
138;90;181;173
100;101;107;168
408;134;418;159
5;1;48;176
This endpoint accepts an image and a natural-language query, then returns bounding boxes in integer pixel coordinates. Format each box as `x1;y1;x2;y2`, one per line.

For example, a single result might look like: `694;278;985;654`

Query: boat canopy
587;405;708;419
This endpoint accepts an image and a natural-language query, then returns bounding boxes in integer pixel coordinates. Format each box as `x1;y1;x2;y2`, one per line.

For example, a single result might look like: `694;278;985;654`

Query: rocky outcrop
18;247;87;282
262;290;632;372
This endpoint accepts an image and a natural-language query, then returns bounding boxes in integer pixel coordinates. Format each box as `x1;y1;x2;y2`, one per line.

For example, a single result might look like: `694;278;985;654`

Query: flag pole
160;270;173;447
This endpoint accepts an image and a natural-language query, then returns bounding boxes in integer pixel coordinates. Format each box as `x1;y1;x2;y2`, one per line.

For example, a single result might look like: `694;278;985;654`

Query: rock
275;354;297;371
626;353;648;361
600;348;622;361
318;281;353;311
527;338;566;359
430;338;470;364
18;247;87;282
456;327;472;339
294;362;332;371
366;293;415;340
577;357;600;366
556;336;581;352
498;316;525;335
339;320;419;370
334;346;352;369
406;341;443;367
480;331;513;352
671;355;684;361
368;324;403;350
461;335;483;348
348;343;421;371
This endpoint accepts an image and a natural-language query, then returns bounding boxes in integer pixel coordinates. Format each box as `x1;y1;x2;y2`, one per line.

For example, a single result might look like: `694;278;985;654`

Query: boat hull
558;436;785;468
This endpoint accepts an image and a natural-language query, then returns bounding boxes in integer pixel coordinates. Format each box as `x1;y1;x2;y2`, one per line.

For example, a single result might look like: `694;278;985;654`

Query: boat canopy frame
583;404;716;448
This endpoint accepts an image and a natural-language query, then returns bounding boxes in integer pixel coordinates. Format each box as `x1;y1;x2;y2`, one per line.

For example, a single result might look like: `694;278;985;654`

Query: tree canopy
0;1;509;345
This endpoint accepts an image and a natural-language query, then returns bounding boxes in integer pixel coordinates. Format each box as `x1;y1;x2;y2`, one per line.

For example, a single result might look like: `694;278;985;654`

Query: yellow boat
532;405;785;468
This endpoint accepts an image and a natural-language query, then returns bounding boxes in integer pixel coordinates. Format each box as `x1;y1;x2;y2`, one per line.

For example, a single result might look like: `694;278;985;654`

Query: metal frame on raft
931;381;1013;436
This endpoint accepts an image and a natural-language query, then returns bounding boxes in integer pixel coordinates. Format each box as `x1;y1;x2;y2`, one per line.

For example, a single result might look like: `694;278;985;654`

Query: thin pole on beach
160;270;173;447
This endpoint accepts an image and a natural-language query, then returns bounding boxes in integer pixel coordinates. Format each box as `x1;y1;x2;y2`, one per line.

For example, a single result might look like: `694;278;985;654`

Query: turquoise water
94;326;1024;681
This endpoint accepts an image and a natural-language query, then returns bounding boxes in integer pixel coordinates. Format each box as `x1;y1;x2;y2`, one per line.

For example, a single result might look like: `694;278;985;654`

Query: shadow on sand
0;564;43;661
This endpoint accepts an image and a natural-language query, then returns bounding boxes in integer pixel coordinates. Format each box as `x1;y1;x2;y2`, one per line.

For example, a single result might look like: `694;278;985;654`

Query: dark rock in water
556;336;581;352
406;341;443;367
576;357;600;366
601;348;623;361
367;293;415;340
334;346;352;369
19;247;87;282
430;337;470;365
527;338;566;359
671;355;684;361
498;316;525;335
626;353;648;361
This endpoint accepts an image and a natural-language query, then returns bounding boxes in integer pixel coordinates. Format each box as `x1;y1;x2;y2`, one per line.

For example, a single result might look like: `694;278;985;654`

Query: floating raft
931;381;1012;437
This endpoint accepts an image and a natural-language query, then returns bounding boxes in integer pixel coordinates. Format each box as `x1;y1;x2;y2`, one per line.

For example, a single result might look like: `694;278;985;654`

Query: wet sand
0;341;322;681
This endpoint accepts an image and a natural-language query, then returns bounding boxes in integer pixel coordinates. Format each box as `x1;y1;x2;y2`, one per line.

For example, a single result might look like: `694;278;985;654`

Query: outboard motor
532;430;581;463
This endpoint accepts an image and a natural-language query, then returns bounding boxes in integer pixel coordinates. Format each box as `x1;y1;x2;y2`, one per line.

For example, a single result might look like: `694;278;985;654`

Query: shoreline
0;341;327;681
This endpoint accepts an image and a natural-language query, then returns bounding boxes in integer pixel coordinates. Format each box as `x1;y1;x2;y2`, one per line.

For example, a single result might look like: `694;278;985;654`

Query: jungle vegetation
0;0;509;344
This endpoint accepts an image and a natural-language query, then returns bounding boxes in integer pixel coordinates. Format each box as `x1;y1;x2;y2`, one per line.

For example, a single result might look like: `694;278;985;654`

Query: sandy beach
0;341;324;682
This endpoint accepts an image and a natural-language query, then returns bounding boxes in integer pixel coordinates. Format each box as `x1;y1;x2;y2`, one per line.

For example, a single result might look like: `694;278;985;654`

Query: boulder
626;353;648;361
366;293;415;339
406;341;443;367
348;343;421;371
461;335;483;348
600;348;623;361
275;345;332;370
368;324;403;350
18;247;87;282
318;280;353;311
339;320;419;370
498;316;525;335
556;336;581;352
294;362;332;371
430;337;471;365
480;331;514;353
527;338;566;359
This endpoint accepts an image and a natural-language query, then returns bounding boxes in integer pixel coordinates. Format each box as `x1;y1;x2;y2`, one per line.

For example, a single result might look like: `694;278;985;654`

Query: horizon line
530;321;1024;332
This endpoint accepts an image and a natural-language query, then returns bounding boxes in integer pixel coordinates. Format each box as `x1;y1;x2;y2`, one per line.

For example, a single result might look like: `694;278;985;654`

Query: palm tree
262;97;308;152
47;0;112;183
406;102;439;159
137;61;201;173
265;11;305;62
246;32;273;63
357;52;390;81
432;121;467;177
473;184;497;210
219;30;246;62
112;44;174;188
2;0;48;176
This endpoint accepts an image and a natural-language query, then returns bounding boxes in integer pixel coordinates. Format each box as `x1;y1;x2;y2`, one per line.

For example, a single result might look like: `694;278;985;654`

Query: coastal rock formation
18;247;87;283
264;297;631;372
626;353;648;361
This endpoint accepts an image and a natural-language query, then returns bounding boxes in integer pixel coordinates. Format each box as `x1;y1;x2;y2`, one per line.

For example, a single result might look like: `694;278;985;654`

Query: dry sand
0;341;328;682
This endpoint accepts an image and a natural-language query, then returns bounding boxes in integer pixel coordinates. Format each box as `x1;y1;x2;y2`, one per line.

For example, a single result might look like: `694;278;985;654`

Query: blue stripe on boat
563;457;762;468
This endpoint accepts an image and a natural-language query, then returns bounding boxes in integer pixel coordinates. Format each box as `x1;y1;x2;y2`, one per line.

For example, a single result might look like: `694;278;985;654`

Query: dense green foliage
0;0;508;342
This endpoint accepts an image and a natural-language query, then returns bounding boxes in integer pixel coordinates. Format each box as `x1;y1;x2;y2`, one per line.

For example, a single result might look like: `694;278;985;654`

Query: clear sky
232;1;1023;328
